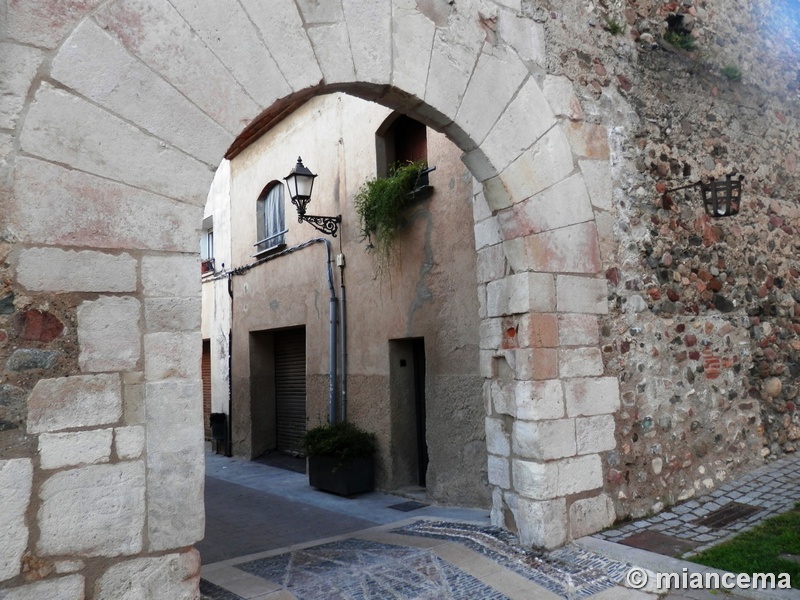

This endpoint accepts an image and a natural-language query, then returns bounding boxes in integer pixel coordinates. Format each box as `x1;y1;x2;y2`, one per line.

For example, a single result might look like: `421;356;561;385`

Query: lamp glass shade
284;157;317;200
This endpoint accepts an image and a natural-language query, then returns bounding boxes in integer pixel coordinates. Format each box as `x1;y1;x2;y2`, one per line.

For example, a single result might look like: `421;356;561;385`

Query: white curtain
258;183;285;249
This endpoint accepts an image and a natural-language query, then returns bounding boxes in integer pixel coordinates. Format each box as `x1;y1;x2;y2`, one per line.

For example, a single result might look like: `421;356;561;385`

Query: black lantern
284;157;341;237
700;173;744;217
662;173;744;219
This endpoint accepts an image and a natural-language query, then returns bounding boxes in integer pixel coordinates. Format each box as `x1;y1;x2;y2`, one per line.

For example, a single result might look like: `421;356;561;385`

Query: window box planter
354;162;435;276
307;455;374;496
201;258;215;275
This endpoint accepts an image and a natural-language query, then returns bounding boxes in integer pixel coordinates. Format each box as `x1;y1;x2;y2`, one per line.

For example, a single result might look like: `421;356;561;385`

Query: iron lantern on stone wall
284;157;342;237
700;173;745;217
663;173;745;218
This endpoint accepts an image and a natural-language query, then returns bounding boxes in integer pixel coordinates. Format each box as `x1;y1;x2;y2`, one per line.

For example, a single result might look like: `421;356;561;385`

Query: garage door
274;328;306;455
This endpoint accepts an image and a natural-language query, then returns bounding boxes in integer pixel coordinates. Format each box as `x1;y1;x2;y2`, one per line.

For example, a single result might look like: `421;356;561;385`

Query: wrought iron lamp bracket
298;213;342;237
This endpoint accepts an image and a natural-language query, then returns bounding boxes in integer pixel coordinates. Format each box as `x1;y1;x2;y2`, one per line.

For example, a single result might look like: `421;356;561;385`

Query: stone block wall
3;0;631;575
1;3;211;592
0;249;204;596
475;105;621;545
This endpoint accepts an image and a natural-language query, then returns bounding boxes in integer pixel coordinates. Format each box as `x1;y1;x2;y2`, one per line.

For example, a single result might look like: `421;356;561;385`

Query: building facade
201;162;233;447
202;93;490;506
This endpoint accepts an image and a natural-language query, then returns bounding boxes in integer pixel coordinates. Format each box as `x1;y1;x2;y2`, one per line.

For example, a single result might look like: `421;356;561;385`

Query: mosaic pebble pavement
391;521;631;598
201;521;633;600
237;537;508;599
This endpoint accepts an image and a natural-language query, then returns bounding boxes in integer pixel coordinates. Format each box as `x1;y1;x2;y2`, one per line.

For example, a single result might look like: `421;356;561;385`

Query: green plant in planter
353;160;428;275
303;421;377;495
301;421;377;470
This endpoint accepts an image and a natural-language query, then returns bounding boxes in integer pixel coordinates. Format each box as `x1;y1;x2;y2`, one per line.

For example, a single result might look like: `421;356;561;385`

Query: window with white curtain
256;182;286;253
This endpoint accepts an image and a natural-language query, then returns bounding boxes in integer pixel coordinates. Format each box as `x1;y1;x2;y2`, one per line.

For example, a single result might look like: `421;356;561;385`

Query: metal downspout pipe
317;238;338;425
338;256;348;422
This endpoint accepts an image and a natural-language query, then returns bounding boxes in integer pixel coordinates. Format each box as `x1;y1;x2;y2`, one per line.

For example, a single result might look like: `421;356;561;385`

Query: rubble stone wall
534;0;800;517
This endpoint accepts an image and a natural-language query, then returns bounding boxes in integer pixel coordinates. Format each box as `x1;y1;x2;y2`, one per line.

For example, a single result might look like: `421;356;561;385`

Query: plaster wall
227;93;489;506
202;161;233;416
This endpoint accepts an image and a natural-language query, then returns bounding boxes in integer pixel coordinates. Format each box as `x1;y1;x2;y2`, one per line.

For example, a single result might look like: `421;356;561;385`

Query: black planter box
307;455;374;496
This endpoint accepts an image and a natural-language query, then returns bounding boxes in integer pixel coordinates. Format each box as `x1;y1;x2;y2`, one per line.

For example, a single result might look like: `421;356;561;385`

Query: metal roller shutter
202;340;212;440
274;328;307;455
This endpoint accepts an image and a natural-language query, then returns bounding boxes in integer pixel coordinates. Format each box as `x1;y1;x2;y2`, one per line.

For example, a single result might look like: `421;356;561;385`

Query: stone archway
1;0;618;595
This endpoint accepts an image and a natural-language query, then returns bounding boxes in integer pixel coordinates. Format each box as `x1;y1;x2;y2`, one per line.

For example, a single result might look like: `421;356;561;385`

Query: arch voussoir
168;0;293;109
486;125;576;210
341;0;392;84
93;0;261;134
390;3;436;100
50;19;234;167
480;78;557;175
421;17;484;134
238;0;323;93
455;48;529;149
306;23;357;85
21;83;212;204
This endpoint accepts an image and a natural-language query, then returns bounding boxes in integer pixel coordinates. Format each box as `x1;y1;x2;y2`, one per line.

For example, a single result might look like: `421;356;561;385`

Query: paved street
200;451;799;600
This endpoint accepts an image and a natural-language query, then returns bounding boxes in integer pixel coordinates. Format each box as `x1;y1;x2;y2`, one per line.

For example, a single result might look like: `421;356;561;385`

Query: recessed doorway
389;338;428;488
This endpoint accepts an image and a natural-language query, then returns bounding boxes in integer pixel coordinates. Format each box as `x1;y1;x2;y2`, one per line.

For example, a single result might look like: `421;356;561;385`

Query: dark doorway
389;338;428;488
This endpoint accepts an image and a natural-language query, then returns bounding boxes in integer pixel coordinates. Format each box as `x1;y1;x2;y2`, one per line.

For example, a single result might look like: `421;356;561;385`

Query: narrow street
199;451;799;599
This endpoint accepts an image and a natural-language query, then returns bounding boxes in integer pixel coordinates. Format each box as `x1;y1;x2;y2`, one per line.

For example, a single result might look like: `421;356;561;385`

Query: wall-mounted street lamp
662;173;745;218
284;157;342;237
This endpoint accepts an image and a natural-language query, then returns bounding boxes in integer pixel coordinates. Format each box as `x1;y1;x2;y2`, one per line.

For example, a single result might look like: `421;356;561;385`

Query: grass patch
721;65;742;81
688;504;800;588
605;17;625;35
664;30;696;51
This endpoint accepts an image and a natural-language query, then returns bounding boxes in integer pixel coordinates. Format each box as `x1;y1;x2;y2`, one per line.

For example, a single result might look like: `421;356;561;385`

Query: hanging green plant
353;160;428;275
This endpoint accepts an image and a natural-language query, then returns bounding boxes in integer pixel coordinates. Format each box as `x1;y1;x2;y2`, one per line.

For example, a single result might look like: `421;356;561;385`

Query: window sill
253;243;287;258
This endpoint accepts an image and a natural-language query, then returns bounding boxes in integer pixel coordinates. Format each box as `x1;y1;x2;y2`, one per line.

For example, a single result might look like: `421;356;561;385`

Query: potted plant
353;160;431;276
302;421;377;496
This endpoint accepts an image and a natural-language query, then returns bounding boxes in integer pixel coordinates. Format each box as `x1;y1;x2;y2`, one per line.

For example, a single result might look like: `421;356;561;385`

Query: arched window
256;182;286;253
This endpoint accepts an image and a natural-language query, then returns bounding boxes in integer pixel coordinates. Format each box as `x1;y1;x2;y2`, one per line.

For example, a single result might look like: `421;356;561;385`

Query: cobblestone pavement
200;451;798;599
594;455;800;557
